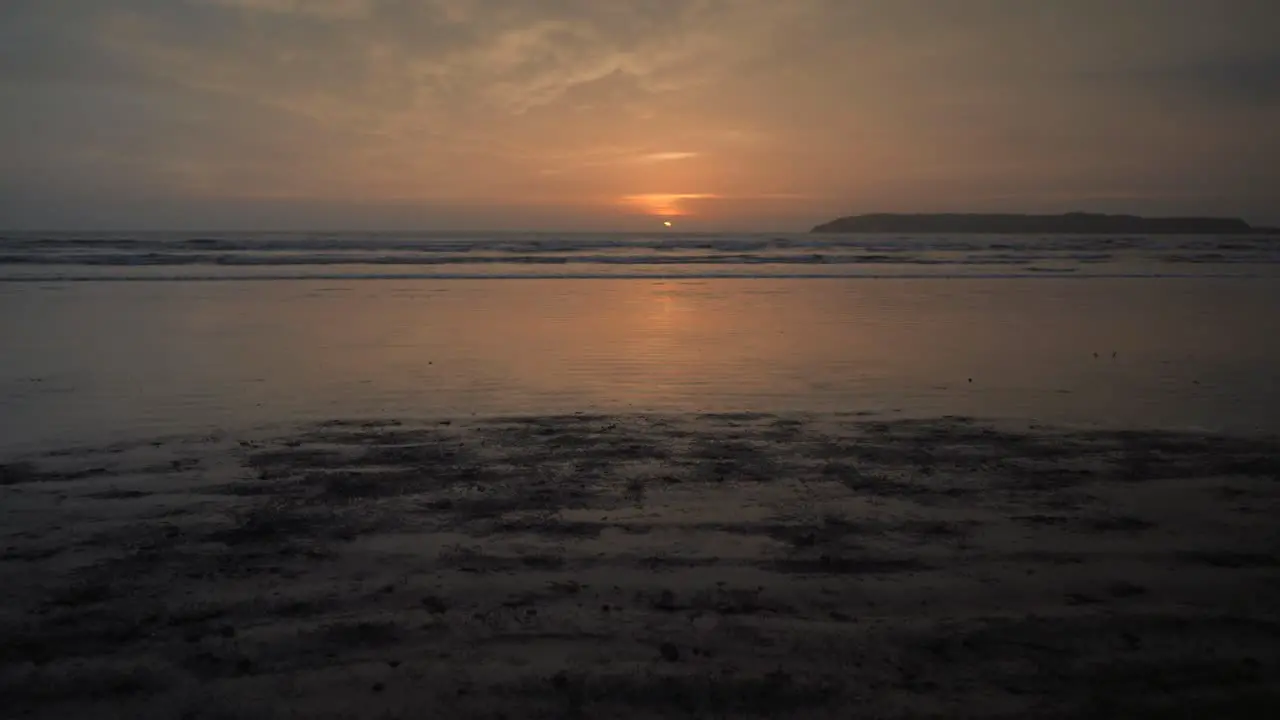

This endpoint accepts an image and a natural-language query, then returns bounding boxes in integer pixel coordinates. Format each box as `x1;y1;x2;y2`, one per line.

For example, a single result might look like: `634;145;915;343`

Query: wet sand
2;413;1279;718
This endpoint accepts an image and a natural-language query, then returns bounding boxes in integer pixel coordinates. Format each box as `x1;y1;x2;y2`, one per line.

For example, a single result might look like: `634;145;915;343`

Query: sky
1;0;1278;231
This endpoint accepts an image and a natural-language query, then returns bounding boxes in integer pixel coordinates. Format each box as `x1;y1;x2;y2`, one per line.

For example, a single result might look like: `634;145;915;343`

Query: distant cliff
810;213;1260;234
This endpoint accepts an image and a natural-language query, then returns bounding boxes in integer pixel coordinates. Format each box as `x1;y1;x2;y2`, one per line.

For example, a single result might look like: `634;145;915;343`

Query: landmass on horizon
811;212;1280;235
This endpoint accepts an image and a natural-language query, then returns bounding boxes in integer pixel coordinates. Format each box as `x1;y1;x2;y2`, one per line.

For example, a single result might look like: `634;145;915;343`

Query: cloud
1089;57;1280;109
638;152;698;163
1;0;1278;229
621;194;719;217
199;0;376;19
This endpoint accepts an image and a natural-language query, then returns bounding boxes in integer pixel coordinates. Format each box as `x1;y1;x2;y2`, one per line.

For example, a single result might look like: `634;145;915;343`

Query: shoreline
3;412;1279;718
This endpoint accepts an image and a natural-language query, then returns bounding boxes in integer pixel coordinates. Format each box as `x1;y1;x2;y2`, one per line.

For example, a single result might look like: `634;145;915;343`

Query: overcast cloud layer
1;0;1277;230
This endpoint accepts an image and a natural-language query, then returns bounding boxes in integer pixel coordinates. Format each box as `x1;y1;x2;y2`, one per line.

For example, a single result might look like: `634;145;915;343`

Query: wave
0;251;1134;266
3;271;1276;283
1;231;1277;280
2;230;1276;253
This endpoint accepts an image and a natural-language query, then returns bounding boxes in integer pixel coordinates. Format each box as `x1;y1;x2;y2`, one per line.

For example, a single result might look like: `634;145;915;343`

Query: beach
3;245;1280;717
3;412;1279;718
5;275;1280;453
7;0;1280;713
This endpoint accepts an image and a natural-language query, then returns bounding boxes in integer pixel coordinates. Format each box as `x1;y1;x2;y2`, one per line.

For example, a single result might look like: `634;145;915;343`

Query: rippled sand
3;413;1280;718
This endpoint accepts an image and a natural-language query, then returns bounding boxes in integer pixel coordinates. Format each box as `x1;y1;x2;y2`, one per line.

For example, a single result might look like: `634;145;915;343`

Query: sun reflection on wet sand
3;278;1280;452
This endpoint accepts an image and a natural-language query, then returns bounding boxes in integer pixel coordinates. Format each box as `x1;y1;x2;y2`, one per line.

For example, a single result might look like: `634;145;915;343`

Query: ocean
2;231;1279;453
2;230;1278;280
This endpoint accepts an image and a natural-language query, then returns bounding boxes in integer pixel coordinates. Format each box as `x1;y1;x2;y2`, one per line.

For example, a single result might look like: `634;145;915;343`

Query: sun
663;221;672;228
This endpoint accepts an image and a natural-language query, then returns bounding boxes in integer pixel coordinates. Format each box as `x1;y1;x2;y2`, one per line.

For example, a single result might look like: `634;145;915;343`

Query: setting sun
663;221;672;228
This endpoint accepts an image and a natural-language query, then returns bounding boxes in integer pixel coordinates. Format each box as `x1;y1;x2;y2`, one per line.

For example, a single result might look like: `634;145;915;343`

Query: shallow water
2;277;1278;453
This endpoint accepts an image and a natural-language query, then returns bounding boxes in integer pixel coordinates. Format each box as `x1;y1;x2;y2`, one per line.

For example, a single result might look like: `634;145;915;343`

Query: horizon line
3;210;1276;236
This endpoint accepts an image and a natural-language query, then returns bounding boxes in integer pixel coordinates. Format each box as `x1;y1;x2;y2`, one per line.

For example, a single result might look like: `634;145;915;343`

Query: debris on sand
4;413;1280;718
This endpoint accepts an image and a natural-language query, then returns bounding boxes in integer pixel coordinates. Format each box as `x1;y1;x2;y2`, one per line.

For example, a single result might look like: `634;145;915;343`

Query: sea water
2;232;1278;453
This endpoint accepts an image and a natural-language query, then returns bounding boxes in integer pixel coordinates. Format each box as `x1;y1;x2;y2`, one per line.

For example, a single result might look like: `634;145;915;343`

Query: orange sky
1;1;1278;230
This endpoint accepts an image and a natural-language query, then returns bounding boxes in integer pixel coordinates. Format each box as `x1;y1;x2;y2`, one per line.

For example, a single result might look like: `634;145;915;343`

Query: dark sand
2;413;1279;718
